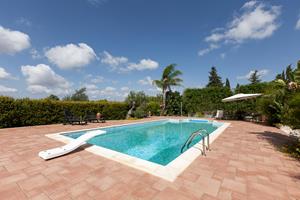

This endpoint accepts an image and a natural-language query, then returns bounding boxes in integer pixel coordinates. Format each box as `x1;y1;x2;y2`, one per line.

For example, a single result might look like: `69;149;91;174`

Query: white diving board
39;130;105;160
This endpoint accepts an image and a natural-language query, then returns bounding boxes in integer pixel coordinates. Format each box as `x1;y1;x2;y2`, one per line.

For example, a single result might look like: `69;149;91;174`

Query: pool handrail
180;129;208;154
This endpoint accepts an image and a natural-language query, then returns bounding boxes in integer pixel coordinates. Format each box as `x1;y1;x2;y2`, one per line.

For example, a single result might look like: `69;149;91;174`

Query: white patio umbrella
222;93;262;102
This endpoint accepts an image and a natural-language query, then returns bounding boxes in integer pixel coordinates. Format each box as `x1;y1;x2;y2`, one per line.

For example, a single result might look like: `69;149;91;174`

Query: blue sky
0;0;300;100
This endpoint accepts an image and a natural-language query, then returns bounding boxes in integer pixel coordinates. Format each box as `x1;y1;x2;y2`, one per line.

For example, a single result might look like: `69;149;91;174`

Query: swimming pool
63;119;222;165
47;119;229;181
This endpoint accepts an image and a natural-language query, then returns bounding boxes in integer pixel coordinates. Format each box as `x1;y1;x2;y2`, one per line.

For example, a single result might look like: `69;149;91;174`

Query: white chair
214;110;224;119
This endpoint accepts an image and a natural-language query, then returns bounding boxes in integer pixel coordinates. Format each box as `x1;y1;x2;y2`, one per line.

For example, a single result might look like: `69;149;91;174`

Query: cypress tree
281;70;286;82
235;83;240;93
225;78;231;89
248;70;261;84
206;66;223;87
286;65;294;82
294;60;300;83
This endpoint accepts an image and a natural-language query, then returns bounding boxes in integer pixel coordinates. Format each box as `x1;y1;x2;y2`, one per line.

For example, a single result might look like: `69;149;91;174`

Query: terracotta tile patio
0;117;299;199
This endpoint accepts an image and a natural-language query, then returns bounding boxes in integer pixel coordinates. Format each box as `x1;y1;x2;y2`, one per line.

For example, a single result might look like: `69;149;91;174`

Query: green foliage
0;96;128;128
166;91;182;115
183;87;232;115
286;65;294;82
45;94;60;101
64;88;89;101
235;82;268;94
256;81;284;124
225;78;231;89
133;104;147;118
153;64;183;91
295;61;300;83
276;63;299;83
281;140;300;160
125;91;147;107
146;101;161;116
282;93;300;129
124;91;162;118
207;66;223;87
153;64;182;115
248;70;261;84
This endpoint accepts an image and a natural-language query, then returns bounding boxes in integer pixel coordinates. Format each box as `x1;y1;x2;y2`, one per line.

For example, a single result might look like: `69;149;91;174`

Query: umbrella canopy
222;93;262;102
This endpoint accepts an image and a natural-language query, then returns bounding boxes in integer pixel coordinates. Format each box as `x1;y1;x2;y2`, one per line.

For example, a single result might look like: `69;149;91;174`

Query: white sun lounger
38;130;106;160
214;110;224;119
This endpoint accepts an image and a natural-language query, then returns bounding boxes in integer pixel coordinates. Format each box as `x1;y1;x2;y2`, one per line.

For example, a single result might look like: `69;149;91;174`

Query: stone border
45;119;230;182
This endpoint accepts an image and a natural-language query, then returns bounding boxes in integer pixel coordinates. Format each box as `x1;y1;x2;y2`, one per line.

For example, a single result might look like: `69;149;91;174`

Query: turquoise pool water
64;119;221;165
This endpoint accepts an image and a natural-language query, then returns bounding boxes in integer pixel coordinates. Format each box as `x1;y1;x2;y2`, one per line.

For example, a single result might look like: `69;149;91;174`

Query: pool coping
45;118;230;182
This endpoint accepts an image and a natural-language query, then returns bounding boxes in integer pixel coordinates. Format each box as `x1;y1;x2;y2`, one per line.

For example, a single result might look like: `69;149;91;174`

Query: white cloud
121;86;129;91
90;75;104;84
127;59;159;71
220;53;226;59
0;26;30;55
242;1;257;9
100;86;116;94
147;86;162;95
138;76;153;85
101;51;159;72
30;49;42;59
21;64;71;95
200;1;281;56
84;84;128;100
0;67;13;79
198;44;219;56
87;0;108;6
85;83;98;90
16;17;32;27
0;85;17;93
237;69;269;80
208;2;280;43
99;86;120;100
296;17;300;30
101;51;128;69
45;43;96;69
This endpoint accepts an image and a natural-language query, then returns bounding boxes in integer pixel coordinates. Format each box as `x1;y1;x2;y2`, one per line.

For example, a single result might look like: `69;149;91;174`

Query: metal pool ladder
180;129;210;155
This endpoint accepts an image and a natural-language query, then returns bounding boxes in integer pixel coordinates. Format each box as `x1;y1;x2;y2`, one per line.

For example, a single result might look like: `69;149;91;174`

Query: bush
235;82;269;93
146;101;160;116
166;91;182;115
283;93;300;129
183;87;232;116
133;105;147;118
0;96;129;128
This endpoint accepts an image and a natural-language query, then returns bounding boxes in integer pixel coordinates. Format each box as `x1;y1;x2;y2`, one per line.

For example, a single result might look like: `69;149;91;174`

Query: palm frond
153;80;163;89
169;70;182;79
162;64;177;78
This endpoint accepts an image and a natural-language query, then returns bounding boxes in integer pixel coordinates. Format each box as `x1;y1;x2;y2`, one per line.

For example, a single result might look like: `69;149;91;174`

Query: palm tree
153;64;182;115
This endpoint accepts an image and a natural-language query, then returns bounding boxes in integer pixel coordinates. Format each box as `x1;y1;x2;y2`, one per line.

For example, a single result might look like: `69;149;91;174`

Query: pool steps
181;129;210;154
38;130;106;160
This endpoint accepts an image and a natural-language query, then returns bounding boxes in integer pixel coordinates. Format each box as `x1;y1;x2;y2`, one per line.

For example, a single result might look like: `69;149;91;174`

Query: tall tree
286;65;294;82
235;83;240;93
225;78;231;89
125;91;147;107
63;88;89;101
248;70;261;84
153;64;182;115
206;66;223;87
294;60;300;83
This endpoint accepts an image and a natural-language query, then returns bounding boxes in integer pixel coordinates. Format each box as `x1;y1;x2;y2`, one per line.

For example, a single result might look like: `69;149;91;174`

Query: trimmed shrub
146;101;160;116
183;87;232;116
166;91;182;115
0;96;129;128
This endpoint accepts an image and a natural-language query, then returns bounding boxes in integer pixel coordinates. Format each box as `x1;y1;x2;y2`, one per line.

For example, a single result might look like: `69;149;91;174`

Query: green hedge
0;96;129;128
183;87;233;115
